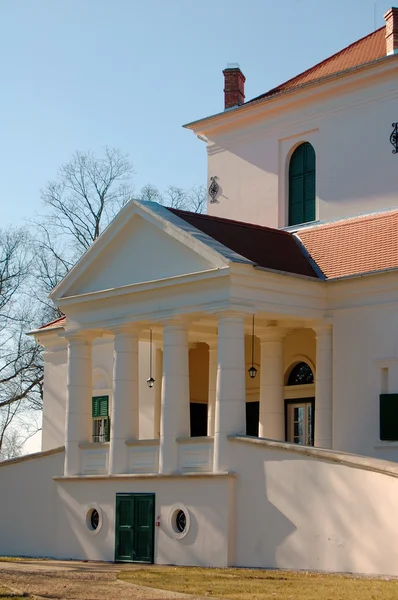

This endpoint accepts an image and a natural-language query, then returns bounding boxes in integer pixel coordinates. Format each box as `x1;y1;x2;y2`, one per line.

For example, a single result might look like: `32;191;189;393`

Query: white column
258;327;286;440
213;314;246;472
314;324;333;448
65;333;93;476
207;342;218;437
159;321;190;473
153;347;163;438
109;327;139;475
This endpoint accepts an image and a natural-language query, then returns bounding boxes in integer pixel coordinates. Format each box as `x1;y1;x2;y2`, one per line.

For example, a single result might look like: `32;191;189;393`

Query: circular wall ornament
85;503;103;535
169;504;190;539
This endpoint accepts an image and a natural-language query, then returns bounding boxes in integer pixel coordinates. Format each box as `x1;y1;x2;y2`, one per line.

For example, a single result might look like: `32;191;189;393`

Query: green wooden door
115;494;155;563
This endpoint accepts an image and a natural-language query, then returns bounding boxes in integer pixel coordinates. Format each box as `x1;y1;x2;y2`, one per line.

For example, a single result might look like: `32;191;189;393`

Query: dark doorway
190;402;208;437
115;493;155;563
246;401;259;437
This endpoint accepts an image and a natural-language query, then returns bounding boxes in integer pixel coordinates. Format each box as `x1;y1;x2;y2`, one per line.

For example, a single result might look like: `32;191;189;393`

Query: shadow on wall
231;439;398;574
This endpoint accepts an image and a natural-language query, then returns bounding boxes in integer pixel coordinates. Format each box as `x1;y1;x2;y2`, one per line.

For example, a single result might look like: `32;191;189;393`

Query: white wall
0;450;64;557
330;277;398;461
206;68;398;228
55;475;232;566
0;449;232;567
229;437;398;576
42;346;68;451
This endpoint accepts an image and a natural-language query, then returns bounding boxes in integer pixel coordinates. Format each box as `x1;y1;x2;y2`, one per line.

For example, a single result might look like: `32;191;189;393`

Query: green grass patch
0;586;30;598
0;557;27;563
0;557;49;562
119;566;398;600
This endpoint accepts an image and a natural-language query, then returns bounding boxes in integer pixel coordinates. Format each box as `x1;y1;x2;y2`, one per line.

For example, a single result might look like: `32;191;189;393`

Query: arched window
288;142;316;226
287;362;314;386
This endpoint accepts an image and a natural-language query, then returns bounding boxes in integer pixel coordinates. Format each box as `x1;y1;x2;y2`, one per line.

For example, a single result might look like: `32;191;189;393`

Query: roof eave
183;54;398;133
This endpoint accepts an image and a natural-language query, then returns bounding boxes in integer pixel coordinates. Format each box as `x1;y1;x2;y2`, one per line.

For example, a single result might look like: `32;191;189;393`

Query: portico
63;311;333;478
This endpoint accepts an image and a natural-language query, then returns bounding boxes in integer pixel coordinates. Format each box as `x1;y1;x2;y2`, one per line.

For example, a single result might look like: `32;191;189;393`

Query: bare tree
139;183;206;213
40;147;134;254
33;148;135;319
0;229;43;458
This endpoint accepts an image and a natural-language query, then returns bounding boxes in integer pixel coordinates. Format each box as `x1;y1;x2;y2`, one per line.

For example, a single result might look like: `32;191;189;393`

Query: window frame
285;397;315;446
288;142;316;227
380;393;398;441
92;395;110;443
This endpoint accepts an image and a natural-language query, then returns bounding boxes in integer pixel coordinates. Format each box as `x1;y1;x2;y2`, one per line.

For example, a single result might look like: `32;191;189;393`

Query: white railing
79;443;109;475
177;437;214;472
126;439;160;474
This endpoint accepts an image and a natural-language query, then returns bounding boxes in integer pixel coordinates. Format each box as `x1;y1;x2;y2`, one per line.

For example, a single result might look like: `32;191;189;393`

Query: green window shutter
92;397;99;418
288;142;316;226
105;417;110;442
380;394;398;440
92;396;109;418
289;175;304;226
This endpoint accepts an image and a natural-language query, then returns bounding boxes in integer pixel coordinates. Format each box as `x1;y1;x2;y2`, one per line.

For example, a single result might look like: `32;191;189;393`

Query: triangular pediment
53;202;230;299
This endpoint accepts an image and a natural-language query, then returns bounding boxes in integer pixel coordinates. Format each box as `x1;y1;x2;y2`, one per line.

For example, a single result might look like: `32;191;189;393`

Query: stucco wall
54;475;232;566
206;72;398;228
0;449;64;557
0;449;232;567
189;343;209;404
42;347;68;451
331;292;398;461
229;437;398;576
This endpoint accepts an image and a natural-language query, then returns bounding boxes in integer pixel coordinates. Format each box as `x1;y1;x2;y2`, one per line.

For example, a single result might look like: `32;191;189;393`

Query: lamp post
248;315;258;379
147;329;155;388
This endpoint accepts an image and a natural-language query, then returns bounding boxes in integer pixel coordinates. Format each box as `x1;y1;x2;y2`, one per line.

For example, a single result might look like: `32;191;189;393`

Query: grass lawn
0;587;30;599
0;558;30;563
119;566;398;600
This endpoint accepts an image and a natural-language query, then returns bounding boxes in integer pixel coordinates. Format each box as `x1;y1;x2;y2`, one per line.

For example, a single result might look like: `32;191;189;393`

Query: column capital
64;330;100;344
313;323;332;338
161;316;190;329
215;310;246;323
112;323;141;337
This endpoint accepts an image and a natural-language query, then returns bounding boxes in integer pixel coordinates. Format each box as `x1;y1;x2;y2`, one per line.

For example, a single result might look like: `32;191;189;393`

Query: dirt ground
0;560;207;600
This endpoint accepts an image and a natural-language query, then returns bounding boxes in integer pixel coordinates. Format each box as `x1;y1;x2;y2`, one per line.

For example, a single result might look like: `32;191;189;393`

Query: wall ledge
125;438;160;447
53;470;235;482
79;442;109;450
228;435;398;479
0;446;65;468
176;436;214;444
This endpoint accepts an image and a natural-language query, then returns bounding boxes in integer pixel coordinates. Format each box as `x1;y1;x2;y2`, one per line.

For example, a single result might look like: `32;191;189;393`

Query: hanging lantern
248;315;258;379
147;329;155;388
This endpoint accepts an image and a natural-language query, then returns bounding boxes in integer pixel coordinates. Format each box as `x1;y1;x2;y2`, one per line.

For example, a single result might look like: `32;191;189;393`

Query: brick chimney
223;63;246;110
384;7;398;55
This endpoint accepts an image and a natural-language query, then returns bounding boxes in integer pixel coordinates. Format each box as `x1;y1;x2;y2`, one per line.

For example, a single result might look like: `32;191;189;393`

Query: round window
175;510;186;533
90;509;99;530
85;504;102;535
169;504;190;539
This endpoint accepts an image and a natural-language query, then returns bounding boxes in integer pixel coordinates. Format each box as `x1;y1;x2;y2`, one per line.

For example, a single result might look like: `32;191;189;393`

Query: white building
2;6;398;576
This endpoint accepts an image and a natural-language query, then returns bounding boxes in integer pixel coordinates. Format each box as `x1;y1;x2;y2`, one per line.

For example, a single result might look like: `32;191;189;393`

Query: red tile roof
37;208;398;332
297;210;398;280
170;209;319;278
249;27;386;103
38;315;66;331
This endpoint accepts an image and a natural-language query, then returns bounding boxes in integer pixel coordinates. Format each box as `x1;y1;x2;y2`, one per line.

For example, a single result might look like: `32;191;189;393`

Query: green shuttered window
288;142;316;226
92;396;109;418
92;396;110;443
380;394;398;440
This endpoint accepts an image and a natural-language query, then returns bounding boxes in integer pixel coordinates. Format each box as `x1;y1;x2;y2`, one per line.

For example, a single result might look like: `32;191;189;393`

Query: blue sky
1;0;393;226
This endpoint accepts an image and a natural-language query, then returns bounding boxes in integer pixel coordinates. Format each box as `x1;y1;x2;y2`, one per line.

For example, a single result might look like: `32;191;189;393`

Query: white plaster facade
186;48;398;229
2;15;398;576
